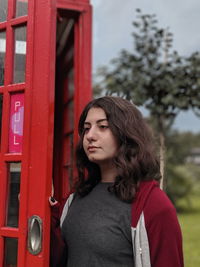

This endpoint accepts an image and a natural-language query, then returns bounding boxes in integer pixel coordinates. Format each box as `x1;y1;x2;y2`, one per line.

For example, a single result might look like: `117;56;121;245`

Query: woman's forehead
84;107;107;122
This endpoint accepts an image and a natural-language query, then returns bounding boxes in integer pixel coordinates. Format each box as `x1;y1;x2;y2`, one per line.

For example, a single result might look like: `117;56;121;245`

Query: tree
183;52;200;117
165;130;200;207
94;9;200;189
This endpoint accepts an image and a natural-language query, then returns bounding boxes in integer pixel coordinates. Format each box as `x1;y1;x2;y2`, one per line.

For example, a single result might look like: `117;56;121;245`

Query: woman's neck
100;163;117;183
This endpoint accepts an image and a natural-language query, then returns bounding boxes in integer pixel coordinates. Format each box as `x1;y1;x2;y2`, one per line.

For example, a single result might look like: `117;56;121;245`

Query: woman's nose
86;127;97;141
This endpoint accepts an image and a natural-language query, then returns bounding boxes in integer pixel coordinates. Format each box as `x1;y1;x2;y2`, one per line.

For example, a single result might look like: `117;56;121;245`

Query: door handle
28;215;42;255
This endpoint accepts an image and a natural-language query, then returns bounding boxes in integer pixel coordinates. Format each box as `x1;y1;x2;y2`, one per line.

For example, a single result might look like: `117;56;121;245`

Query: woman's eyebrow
84;118;108;124
97;119;108;123
84;122;91;126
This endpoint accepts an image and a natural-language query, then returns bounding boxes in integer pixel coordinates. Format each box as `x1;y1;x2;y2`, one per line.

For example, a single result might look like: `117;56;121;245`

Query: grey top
61;182;134;267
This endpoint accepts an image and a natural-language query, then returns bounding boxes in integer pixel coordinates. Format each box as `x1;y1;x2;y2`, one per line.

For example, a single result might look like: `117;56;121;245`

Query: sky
90;0;200;133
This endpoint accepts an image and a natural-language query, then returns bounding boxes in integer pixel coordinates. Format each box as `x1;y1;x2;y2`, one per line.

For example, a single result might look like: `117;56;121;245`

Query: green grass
178;196;200;267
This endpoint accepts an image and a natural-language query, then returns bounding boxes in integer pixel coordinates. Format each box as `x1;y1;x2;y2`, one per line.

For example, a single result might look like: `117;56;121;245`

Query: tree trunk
157;116;166;190
159;30;168;190
159;131;165;190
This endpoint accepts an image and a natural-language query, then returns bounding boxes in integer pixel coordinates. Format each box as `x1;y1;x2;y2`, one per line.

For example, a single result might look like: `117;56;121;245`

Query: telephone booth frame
0;0;92;266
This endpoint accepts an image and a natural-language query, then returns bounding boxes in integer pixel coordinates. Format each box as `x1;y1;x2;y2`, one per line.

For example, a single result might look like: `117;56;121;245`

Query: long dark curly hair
75;96;161;202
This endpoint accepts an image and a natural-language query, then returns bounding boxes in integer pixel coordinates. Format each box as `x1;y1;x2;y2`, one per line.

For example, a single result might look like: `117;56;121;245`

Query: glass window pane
13;26;27;84
16;0;28;17
9;93;25;153
0;31;6;86
63;134;74;186
64;100;74;133
0;0;8;22
68;134;74;186
63;134;73;166
0;94;3;146
4;237;18;267
68;67;74;98
68;100;74;129
6;162;21;228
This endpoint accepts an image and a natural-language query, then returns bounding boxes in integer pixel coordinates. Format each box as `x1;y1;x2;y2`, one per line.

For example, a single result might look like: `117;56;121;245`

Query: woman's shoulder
137;180;175;211
142;182;178;226
132;180;177;224
147;184;175;212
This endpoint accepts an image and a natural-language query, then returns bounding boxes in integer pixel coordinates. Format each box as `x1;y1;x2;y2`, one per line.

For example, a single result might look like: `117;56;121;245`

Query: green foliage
166;131;200;165
94;9;200;129
165;131;200;206
183;52;200;117
166;164;198;206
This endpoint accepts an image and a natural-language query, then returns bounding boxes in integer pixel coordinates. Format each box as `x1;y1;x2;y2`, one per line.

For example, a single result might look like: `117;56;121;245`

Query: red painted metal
74;4;92;140
0;227;19;238
24;0;57;265
0;0;28;264
16;0;35;265
0;0;92;266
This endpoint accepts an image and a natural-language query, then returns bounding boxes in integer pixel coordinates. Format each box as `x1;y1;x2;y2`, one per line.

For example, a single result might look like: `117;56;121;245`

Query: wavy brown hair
75;96;161;202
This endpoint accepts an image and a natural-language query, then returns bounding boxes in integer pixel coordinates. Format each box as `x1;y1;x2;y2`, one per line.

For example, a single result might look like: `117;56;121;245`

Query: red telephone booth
0;0;92;266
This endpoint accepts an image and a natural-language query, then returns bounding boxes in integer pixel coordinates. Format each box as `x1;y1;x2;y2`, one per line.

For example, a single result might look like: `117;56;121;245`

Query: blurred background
91;1;200;266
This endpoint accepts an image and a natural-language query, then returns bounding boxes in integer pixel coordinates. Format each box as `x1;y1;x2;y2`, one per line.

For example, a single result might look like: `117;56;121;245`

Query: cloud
91;0;200;69
91;0;134;68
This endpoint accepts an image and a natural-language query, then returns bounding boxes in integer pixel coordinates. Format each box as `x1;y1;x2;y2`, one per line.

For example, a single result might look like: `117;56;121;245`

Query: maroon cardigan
50;181;184;267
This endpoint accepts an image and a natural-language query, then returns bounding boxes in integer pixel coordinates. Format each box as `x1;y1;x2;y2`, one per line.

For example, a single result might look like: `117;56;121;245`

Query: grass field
178;196;200;267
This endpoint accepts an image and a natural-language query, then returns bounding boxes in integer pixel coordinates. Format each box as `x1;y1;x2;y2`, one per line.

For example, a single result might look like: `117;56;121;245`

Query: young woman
50;96;184;267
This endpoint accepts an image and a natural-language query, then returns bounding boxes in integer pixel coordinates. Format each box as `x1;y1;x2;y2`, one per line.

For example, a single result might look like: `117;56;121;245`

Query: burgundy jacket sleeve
50;198;68;267
144;188;184;267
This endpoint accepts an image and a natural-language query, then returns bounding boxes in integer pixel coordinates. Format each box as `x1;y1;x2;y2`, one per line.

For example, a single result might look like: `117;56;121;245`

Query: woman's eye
83;127;90;133
99;125;108;129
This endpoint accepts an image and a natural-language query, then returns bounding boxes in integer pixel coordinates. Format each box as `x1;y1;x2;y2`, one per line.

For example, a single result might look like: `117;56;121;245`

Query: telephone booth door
0;0;92;266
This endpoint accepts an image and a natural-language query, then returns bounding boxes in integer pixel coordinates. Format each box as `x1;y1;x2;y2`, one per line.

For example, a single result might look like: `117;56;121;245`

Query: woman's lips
88;146;100;152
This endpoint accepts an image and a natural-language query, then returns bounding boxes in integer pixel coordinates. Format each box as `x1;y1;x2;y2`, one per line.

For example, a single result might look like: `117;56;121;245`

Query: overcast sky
90;0;200;133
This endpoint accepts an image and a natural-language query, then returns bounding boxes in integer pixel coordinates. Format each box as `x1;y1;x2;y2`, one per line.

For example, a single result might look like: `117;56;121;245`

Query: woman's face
83;107;119;168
